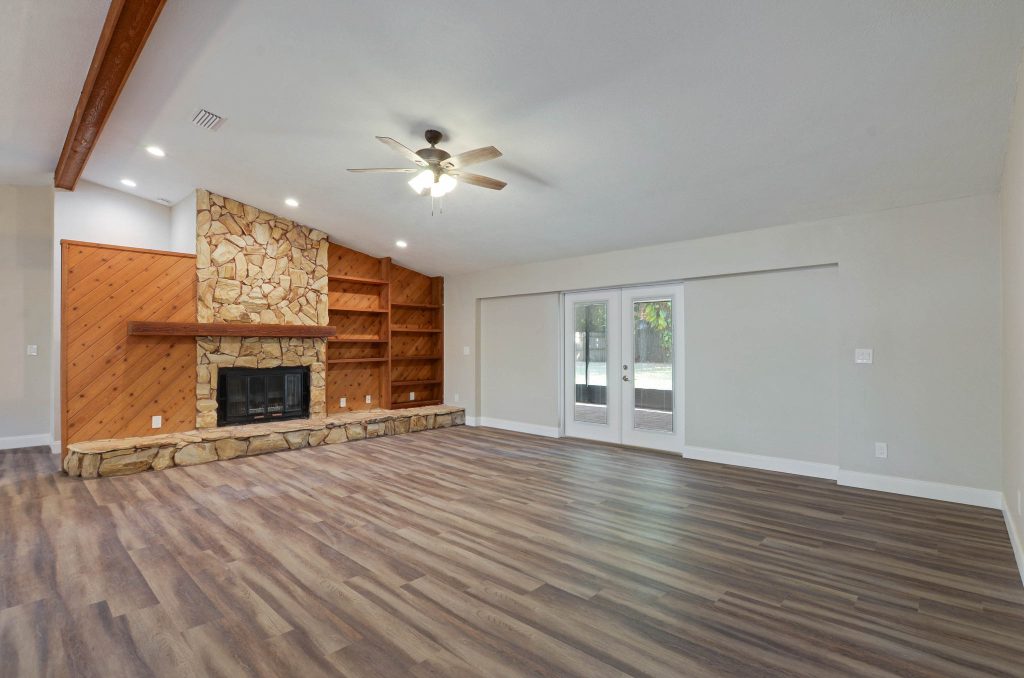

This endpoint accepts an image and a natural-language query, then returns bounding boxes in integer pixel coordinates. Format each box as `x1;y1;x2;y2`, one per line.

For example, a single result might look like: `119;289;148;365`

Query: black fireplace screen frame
216;365;311;426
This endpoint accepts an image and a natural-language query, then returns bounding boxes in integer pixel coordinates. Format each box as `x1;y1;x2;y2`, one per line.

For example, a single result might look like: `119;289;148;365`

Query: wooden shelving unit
390;399;443;409
328;274;388;285
325;244;444;414
325;244;392;413
388;265;443;409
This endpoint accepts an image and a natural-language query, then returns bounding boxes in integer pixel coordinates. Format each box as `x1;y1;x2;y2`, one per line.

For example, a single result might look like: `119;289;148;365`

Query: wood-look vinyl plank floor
1;429;1023;677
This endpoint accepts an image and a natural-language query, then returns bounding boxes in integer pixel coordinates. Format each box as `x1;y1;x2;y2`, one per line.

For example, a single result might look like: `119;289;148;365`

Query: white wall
479;294;560;435
1001;53;1024;574
685;266;839;466
836;196;1002;492
50;180;175;446
0;186;53;447
446;194;1002;503
170;190;197;254
54;180;173;251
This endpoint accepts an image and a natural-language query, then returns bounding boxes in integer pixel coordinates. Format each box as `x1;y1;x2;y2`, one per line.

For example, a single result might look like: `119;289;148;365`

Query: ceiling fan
348;129;506;197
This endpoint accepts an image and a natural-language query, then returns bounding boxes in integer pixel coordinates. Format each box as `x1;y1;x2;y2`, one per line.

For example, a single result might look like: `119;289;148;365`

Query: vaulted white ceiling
0;0;108;184
37;1;1024;273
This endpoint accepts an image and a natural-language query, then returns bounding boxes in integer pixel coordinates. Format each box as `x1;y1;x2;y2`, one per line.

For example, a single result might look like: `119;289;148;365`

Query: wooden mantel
127;321;336;338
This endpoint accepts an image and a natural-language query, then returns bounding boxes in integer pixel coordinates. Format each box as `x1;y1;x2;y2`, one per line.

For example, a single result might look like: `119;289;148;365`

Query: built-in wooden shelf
329;306;388;313
327;357;388;364
328;338;388;344
326;244;443;418
392;302;440;309
328;274;388;285
391;399;443;409
127;321;336;338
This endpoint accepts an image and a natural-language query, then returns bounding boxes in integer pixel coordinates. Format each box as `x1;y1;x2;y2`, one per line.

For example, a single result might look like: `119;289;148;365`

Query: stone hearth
63;405;465;478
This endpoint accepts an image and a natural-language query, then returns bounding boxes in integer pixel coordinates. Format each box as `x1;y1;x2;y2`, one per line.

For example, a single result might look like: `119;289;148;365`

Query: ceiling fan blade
376;136;428;167
453;171;507;190
441;146;502;170
347;168;420;173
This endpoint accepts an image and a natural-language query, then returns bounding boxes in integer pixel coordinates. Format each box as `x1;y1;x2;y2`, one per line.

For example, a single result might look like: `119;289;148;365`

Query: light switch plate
339;397;346;408
365;395;372;404
151;415;162;429
855;348;873;364
410;392;415;401
453;393;460;402
463;346;470;356
874;442;887;458
26;345;38;356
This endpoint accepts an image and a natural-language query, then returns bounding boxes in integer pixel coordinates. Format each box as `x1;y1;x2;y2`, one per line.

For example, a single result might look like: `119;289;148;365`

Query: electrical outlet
874;442;887;459
339;397;346;408
151;415;162;429
365;394;372;404
855;348;873;364
26;344;38;356
410;391;415;401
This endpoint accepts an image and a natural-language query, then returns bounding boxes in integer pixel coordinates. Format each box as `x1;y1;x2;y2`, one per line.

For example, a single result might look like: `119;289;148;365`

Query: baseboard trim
1003;496;1024;586
683;445;839;480
0;433;53;451
836;470;1002;509
475;417;560;438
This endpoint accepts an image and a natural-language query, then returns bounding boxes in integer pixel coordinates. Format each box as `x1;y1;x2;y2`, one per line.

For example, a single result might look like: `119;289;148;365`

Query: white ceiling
0;0;108;184
70;2;1024;273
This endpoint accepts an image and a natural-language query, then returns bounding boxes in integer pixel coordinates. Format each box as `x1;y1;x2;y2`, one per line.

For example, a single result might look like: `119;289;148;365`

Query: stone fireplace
194;189;329;428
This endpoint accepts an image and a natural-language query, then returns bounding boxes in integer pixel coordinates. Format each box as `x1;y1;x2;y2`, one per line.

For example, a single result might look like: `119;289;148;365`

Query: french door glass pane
632;299;673;431
574;301;608;424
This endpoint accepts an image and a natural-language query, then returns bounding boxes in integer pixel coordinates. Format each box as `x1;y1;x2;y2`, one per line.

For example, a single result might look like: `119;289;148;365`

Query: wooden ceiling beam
54;0;166;190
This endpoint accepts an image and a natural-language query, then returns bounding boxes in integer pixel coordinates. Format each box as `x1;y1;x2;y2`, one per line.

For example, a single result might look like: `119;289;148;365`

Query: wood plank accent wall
61;241;197;458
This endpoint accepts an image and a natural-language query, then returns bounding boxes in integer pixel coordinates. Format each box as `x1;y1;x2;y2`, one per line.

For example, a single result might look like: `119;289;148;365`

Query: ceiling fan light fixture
408;170;434;194
430;173;457;197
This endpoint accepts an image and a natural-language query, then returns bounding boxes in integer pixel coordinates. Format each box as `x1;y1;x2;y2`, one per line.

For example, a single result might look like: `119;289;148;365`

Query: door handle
622;375;630;382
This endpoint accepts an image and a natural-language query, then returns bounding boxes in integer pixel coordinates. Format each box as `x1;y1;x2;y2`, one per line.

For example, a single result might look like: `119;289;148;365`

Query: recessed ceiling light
145;145;165;157
284;197;299;207
120;178;137;188
395;240;408;248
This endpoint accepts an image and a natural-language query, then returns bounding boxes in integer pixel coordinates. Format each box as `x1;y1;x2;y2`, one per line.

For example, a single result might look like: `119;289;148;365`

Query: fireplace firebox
216;366;310;426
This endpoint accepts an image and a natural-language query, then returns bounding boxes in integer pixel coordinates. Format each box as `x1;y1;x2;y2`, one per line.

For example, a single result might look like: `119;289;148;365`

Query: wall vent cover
191;109;224;130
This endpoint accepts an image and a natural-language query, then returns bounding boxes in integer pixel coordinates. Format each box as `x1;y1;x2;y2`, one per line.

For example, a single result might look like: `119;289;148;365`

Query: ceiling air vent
191;108;224;130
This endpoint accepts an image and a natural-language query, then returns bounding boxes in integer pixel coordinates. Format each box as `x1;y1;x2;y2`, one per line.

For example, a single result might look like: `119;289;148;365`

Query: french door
563;284;684;452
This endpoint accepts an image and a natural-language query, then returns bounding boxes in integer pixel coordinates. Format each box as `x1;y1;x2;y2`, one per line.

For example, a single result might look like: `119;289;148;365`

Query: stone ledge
64;405;465;479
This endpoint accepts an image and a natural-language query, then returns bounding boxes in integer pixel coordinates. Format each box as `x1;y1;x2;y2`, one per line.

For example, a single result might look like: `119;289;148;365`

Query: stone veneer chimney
193;189;329;428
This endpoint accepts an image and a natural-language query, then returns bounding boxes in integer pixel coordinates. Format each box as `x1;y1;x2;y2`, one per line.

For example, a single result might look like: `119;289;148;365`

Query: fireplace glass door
217;366;310;426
